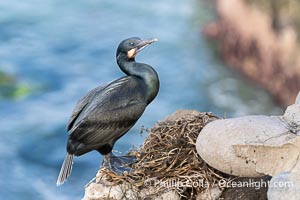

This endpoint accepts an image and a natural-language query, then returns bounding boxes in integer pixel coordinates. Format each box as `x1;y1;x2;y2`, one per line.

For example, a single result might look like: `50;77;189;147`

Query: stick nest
98;111;230;199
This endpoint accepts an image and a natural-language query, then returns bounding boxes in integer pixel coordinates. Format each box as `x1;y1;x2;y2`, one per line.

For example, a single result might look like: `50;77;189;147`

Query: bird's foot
102;153;137;174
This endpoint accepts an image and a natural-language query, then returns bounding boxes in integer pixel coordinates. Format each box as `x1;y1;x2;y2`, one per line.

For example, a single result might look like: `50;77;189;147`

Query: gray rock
155;190;180;200
281;104;300;134
268;160;300;200
83;181;136;200
196;115;300;177
267;171;298;200
296;92;300;104
196;186;222;200
83;180;181;200
196;92;300;199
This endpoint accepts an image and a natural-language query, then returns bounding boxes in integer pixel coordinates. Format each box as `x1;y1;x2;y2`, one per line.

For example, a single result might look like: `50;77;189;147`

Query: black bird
56;37;159;186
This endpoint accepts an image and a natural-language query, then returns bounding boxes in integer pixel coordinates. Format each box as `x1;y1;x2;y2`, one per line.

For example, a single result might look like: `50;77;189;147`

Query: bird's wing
66;83;108;131
69;101;146;146
68;76;147;145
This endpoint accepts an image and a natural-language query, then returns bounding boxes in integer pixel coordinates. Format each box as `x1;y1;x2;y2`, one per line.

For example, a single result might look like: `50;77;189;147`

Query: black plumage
57;37;159;186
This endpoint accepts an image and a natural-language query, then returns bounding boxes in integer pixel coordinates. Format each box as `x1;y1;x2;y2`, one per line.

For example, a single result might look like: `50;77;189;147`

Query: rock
83;177;181;200
161;110;201;122
82;104;300;199
83;181;136;200
204;0;300;106
267;172;298;200
267;161;300;200
83;179;181;200
196;93;300;199
196;115;300;177
196;186;222;200
156;190;180;200
296;92;300;104
281;104;300;135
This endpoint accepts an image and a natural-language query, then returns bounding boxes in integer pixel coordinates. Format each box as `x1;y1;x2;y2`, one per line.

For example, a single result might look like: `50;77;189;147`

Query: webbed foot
102;152;137;174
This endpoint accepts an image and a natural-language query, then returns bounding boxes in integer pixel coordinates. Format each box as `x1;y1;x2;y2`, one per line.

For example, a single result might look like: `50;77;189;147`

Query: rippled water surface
0;0;282;199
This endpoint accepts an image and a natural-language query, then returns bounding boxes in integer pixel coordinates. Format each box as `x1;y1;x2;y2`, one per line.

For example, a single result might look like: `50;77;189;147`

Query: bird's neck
117;55;159;104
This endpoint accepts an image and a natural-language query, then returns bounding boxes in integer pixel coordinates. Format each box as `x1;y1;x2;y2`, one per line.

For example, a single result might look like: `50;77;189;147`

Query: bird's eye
129;42;135;46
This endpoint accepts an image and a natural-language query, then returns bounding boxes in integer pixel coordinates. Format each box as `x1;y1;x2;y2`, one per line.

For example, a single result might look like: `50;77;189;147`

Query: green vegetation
0;70;14;84
0;70;31;99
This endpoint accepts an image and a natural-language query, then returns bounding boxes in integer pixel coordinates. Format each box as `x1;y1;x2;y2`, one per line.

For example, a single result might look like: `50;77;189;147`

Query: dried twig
98;112;230;199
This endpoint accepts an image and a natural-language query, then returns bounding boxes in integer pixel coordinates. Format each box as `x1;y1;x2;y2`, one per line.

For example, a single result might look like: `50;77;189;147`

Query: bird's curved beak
136;38;158;53
127;38;158;59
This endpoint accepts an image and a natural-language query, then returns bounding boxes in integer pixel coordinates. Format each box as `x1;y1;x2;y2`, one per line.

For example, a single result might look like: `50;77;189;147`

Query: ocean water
0;0;282;199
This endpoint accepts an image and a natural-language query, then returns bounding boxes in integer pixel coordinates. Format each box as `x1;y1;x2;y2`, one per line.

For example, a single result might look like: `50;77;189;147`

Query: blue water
0;0;282;199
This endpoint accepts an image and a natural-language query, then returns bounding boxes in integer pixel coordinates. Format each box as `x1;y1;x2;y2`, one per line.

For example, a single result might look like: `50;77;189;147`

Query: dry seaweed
97;112;231;199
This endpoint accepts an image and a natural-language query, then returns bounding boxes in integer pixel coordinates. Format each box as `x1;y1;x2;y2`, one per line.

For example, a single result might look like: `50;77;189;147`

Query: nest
98;111;230;199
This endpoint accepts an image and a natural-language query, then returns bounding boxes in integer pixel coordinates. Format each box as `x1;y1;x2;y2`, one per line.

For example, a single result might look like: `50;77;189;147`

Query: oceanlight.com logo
218;179;293;190
144;178;294;190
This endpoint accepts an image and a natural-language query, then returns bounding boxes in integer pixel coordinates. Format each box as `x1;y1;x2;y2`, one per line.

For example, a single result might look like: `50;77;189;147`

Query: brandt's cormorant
57;37;159;186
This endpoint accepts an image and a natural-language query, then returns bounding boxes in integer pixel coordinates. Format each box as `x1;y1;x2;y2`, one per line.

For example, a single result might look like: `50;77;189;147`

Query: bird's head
116;37;158;60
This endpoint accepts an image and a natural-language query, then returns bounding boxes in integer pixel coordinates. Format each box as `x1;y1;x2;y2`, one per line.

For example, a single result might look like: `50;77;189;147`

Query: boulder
83;181;136;200
267;157;300;200
196;115;300;177
281;103;300;135
196;91;300;200
267;172;298;200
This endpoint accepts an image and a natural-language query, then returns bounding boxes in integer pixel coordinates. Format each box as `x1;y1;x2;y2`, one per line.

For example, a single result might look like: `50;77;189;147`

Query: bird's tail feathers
56;153;74;186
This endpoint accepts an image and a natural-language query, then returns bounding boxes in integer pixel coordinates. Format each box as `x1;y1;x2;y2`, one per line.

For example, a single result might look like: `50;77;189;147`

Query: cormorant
56;37;159;186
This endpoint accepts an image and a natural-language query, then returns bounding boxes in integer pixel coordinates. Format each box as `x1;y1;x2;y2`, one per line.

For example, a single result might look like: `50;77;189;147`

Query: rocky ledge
203;0;300;106
197;91;300;199
83;91;300;200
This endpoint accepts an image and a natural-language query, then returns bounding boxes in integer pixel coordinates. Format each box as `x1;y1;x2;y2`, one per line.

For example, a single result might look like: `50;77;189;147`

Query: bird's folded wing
69;101;147;145
66;84;108;131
